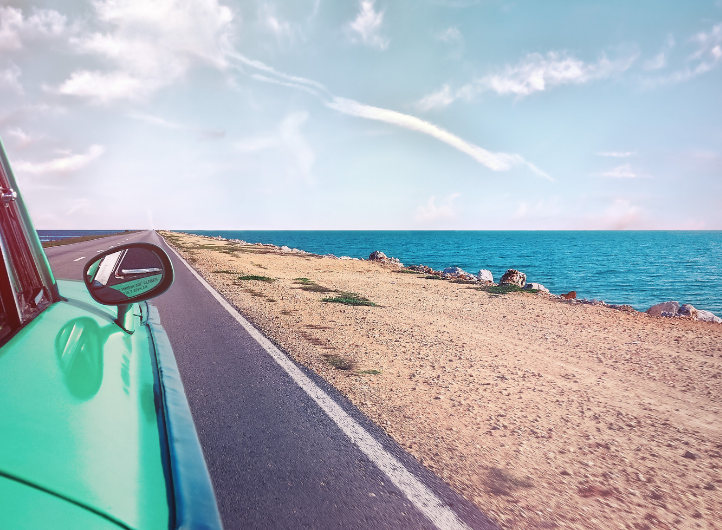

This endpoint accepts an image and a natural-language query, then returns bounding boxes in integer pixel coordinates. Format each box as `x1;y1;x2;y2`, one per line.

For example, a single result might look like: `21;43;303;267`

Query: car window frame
0;138;58;343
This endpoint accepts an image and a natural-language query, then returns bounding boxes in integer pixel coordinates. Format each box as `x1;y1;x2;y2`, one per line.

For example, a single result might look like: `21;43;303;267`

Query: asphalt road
45;230;497;530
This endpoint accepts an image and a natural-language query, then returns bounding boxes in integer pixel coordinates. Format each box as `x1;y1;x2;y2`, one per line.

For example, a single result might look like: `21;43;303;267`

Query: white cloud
326;96;551;179
644;23;722;86
127;111;184;129
416;50;637;109
0;6;67;51
6;128;43;149
14;145;105;174
0;64;22;93
234;111;314;181
593;164;650;179
227;50;548;179
437;26;462;44
415;84;455;111
56;0;234;102
259;4;296;46
347;1;389;50
597;151;635;158
480;51;636;97
416;193;460;222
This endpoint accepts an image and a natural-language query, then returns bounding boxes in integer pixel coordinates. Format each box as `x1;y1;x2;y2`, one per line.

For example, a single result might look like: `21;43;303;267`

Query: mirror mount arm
115;304;135;334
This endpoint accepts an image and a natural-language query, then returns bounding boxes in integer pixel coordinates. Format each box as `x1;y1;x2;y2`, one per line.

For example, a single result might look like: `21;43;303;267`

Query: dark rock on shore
561;291;577;300
368;250;403;267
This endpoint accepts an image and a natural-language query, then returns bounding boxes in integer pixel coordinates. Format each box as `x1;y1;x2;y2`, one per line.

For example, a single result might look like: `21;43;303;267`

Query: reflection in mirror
86;247;165;305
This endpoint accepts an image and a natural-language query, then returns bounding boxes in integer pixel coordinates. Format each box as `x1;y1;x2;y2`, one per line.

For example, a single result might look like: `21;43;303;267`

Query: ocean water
184;230;722;315
37;230;126;242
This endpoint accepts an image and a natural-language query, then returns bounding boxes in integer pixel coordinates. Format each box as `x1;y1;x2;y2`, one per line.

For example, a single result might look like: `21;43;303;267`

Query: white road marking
161;238;472;530
73;256;86;262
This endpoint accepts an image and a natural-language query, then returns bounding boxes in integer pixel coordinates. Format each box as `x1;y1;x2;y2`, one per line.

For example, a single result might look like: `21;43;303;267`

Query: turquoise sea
184;230;722;315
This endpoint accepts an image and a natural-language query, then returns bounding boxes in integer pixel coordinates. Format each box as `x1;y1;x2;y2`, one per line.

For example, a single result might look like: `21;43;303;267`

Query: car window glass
0;159;50;325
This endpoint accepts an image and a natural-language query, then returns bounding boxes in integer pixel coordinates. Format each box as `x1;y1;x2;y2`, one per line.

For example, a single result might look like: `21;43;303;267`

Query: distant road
46;230;496;530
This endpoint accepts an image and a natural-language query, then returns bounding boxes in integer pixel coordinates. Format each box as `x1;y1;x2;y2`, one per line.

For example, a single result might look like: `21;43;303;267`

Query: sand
160;231;722;530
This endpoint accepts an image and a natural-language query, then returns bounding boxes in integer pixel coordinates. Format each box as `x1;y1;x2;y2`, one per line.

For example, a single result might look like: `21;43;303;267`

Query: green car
0;139;222;529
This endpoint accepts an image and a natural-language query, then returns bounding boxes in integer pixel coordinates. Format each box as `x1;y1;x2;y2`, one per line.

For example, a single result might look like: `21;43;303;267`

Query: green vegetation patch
423;275;445;280
294;278;335;293
213;269;241;274
395;269;422;274
359;369;382;375
484;284;538;295
322;292;377;306
237;275;276;283
323;354;355;370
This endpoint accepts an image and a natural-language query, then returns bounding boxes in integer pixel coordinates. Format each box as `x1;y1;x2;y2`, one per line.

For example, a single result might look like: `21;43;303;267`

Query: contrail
228;53;551;179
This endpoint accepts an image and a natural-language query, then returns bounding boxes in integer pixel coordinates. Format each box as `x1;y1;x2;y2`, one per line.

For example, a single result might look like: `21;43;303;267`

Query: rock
477;269;493;283
368;250;403;267
407;264;436;274
561;291;577;300
499;269;526;287
441;267;476;281
280;245;291;252
682;450;699;460
697;310;722;324
524;283;549;293
646;301;680;317
678;304;698;320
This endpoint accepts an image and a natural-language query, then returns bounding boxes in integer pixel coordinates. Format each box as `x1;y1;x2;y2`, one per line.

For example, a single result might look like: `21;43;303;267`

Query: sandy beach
160;231;721;530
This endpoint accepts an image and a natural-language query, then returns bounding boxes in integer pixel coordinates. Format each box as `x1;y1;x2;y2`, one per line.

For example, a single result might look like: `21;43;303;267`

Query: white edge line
73;256;86;262
159;234;473;530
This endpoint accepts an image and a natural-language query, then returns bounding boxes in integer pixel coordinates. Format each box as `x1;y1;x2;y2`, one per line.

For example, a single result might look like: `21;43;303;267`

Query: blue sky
1;0;721;229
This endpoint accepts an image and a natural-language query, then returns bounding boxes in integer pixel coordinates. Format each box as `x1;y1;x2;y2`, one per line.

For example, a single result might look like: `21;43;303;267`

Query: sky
1;0;721;230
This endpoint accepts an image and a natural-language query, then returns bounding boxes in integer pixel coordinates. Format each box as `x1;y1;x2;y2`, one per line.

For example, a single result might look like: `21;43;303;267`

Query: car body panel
0;475;124;530
0;279;169;529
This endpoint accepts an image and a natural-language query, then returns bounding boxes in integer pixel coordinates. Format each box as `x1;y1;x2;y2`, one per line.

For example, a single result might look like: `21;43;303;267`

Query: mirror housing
83;243;174;307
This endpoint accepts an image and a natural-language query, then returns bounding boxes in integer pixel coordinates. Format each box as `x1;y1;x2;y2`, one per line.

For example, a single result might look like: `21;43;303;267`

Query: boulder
499;269;526;287
678;304;698;320
646;301;680;317
477;269;493;283
561;291;577;300
407;264;435;274
442;267;476;281
697;310;722;324
524;283;549;293
368;250;402;267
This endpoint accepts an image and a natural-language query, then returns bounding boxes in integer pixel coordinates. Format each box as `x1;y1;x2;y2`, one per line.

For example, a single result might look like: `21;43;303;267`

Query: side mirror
83;243;174;306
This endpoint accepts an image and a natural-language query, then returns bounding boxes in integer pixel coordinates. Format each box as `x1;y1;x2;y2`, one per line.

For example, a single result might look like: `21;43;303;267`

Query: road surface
45;230;496;530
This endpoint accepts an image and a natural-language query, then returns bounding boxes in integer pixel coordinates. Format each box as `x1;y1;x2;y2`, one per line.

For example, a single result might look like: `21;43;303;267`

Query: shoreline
160;231;722;530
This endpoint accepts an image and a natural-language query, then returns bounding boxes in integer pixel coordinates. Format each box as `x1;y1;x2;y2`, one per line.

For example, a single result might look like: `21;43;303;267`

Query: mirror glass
85;247;165;304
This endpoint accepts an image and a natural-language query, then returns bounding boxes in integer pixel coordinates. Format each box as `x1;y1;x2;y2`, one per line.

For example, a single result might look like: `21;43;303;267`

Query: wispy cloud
0;6;67;51
127;111;184;130
415;84;455;111
0;64;23;94
596;198;642;230
644;23;722;87
326;97;551;179
416;50;637;109
226;52;548;178
6;128;43;149
234;111;315;181
593;164;650;179
347;1;389;50
416;193;461;222
14;145;105;174
597;151;635;158
436;26;463;58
